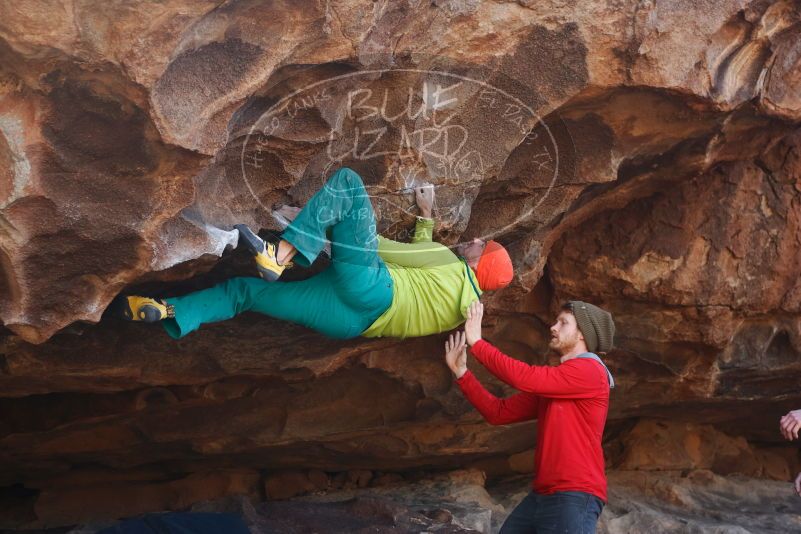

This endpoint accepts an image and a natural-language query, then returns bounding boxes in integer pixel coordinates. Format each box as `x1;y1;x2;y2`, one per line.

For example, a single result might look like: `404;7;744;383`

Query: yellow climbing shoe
235;224;292;281
120;296;174;322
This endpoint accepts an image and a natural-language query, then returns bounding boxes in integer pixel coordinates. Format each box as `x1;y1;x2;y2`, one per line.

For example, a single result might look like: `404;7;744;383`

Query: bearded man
444;300;615;533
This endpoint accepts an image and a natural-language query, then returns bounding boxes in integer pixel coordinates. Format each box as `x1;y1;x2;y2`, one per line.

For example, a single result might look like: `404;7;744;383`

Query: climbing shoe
234;223;292;281
116;296;174;322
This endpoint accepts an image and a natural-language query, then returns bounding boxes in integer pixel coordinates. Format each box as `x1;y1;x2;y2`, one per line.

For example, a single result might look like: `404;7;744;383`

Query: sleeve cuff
469;339;488;351
455;369;474;384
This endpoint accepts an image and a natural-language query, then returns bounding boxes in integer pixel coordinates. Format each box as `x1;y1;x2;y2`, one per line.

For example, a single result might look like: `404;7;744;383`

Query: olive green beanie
567;301;615;354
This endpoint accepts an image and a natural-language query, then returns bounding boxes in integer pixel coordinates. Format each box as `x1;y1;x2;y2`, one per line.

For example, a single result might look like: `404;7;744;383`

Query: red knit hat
475;240;513;291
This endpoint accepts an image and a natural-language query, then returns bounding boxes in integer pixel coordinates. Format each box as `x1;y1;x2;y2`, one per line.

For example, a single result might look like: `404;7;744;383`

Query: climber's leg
281;167;381;271
160;271;370;340
235;167;382;283
322;171;393;316
271;166;393;322
152;167;390;339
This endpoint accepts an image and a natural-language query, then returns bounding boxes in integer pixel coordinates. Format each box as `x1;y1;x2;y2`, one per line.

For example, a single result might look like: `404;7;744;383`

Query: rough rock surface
1;0;801;530
63;469;801;534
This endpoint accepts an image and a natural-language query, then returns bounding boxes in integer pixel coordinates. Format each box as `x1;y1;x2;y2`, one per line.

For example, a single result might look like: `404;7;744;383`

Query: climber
114;166;513;340
444;300;615;534
779;409;801;496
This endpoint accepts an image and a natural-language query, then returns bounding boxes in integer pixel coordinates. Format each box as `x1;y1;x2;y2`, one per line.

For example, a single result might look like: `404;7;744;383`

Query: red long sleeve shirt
456;339;610;502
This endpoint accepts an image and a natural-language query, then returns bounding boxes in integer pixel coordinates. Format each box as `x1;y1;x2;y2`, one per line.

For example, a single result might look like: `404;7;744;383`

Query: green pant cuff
281;226;322;268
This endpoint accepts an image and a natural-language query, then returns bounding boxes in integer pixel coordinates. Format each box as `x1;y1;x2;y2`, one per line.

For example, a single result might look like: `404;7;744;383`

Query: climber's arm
377;182;459;268
413;183;434;243
377;231;456;268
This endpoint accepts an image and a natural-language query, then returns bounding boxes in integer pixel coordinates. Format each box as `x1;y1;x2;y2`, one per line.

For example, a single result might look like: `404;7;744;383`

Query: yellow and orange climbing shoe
234;224;292;281
118;296;175;322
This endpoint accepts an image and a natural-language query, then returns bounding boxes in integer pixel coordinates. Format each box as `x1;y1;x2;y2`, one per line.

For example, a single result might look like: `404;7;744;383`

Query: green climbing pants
162;167;394;340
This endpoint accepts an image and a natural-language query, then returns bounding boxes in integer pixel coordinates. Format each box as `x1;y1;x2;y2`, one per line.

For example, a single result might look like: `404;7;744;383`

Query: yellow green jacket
361;217;482;339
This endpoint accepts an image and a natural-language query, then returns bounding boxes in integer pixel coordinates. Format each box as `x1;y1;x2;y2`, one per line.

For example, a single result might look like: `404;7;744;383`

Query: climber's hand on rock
415;182;434;218
445;331;468;379
464;300;483;347
780;409;801;440
794;472;801;497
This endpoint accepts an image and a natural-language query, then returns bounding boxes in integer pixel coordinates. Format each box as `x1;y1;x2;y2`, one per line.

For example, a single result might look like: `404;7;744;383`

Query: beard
549;333;579;356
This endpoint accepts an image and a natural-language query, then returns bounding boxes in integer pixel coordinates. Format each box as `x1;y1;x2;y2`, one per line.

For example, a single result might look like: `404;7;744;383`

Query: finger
795;473;801;494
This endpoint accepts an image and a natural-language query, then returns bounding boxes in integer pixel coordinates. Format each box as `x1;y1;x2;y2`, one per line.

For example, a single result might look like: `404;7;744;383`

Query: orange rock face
0;0;800;529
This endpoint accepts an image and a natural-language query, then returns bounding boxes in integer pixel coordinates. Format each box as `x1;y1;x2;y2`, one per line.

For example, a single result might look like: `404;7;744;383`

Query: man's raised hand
445;331;468;379
465;300;483;347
